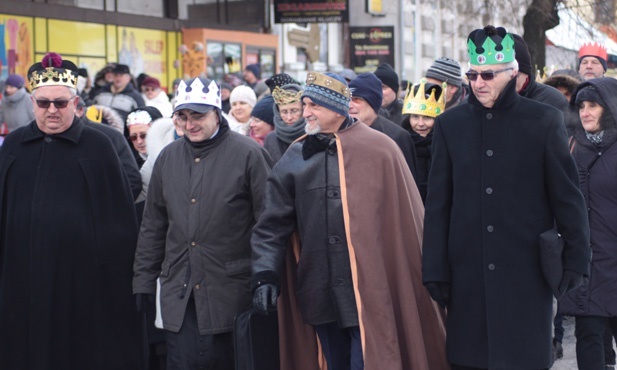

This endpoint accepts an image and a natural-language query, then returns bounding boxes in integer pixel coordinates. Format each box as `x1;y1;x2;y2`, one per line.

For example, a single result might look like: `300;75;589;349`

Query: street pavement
551;315;578;370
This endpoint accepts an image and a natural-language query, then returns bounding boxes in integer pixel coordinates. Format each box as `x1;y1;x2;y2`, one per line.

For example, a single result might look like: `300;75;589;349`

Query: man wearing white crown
133;77;272;370
0;52;142;369
422;26;590;369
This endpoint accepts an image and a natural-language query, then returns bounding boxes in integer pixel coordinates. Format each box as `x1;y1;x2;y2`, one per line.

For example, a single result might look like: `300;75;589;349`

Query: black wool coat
0;119;142;369
422;78;590;369
369;115;418;180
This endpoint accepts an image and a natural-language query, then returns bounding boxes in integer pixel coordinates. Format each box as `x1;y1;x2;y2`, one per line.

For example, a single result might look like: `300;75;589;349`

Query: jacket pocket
225;258;251;276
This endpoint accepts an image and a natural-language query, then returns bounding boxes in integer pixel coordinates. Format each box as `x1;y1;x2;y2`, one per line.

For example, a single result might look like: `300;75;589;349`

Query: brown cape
278;122;449;370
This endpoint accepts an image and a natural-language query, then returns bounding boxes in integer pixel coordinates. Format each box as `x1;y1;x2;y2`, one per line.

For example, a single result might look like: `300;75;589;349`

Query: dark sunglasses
35;97;76;109
465;68;513;81
129;133;147;141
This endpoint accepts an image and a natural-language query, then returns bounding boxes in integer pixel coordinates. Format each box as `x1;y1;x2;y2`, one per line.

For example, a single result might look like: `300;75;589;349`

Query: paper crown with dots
402;79;447;118
467;26;515;66
176;78;221;110
28;52;79;89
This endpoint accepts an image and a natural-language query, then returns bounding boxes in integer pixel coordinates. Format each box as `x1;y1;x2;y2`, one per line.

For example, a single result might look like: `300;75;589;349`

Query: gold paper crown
305;72;351;98
27;53;79;90
271;86;303;106
402;79;447;118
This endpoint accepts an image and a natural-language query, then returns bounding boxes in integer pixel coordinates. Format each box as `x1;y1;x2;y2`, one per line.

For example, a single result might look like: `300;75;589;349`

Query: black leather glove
425;282;450;310
253;284;279;314
135;293;155;313
559;270;583;295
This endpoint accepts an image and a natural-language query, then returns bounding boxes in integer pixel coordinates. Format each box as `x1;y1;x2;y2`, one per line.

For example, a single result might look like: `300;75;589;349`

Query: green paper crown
467;33;515;66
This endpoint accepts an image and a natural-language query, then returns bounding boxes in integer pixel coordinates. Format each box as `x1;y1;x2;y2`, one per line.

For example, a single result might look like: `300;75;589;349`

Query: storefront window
246;47;276;80
207;41;242;83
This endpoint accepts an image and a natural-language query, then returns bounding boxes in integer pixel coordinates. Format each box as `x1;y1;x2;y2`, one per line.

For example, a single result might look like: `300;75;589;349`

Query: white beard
305;122;322;135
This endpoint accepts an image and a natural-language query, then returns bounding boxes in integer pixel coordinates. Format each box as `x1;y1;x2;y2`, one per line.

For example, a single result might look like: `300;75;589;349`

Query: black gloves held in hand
425;282;450;310
253;283;279;314
559;270;583;295
135;293;155;313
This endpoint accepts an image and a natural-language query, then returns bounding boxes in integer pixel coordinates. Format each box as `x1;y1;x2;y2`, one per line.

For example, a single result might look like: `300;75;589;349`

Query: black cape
0;118;142;369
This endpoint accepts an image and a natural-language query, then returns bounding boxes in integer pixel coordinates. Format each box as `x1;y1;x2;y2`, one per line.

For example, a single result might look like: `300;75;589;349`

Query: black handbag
234;308;280;370
539;228;565;299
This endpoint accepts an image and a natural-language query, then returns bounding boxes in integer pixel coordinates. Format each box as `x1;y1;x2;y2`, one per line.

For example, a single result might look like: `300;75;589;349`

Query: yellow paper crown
402;78;447;118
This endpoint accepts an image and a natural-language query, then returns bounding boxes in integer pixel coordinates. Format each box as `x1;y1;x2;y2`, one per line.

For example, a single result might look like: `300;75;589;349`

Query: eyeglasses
173;111;213;125
129;133;147;141
279;108;302;117
465;68;514;81
34;96;76;109
144;87;156;92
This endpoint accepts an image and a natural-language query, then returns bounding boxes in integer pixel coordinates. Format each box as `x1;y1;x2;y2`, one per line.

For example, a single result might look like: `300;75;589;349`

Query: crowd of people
0;24;614;370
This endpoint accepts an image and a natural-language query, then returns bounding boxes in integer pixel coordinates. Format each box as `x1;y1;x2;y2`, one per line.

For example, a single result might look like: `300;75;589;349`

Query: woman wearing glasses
126;106;163;168
264;83;306;163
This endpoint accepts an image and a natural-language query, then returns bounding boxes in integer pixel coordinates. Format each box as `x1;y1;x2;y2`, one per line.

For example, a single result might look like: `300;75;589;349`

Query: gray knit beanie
425;57;463;87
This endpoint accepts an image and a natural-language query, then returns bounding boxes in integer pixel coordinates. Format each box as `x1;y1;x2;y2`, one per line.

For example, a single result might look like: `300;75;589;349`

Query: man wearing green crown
422;26;590;369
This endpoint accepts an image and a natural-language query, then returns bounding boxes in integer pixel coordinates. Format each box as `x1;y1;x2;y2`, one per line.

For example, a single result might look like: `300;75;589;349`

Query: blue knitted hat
302;72;351;117
251;95;275;126
348;73;383;113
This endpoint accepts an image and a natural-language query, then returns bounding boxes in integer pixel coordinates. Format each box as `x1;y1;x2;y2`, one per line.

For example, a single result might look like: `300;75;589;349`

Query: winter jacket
560;77;617;318
369;115;418;180
133;118;272;335
91;83;145;122
519;78;569;113
407;127;432;203
423;77;590;369
143;90;173;118
378;98;405;126
0;88;35;132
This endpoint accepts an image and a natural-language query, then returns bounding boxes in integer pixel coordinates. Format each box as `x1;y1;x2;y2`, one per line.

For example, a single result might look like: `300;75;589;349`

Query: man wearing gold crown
422;26;590;369
252;71;448;370
0;52;142;368
578;42;608;80
133;77;272;370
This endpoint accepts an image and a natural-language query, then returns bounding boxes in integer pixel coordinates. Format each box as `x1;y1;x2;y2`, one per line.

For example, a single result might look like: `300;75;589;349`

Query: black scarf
301;117;353;160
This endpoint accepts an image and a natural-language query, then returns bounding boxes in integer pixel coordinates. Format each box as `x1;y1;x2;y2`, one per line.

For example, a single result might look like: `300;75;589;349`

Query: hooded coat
0;87;35;132
423;77;590;369
0;118;141;369
559;77;617;318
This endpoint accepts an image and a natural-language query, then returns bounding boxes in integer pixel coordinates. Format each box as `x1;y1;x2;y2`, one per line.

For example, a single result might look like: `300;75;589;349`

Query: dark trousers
451;365;547;370
554;311;564;343
575;315;617;370
313;322;363;370
605;322;616;365
165;297;234;370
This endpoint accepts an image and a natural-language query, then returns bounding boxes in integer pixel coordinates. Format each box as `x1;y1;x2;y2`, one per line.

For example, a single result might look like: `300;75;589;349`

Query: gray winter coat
0;88;35;132
133;119;272;335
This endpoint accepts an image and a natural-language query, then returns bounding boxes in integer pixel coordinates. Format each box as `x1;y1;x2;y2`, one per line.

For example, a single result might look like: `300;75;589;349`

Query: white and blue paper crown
176;78;222;110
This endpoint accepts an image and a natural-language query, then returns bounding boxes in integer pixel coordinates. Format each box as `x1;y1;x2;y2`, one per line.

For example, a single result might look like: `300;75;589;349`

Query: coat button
488;263;496;270
195;284;200;289
327;190;334;198
45;137;52;142
486;149;493;157
191;241;196;247
328;237;337;244
487;225;494;232
486;187;493;194
486;113;493;119
195;157;201;163
191;198;196;204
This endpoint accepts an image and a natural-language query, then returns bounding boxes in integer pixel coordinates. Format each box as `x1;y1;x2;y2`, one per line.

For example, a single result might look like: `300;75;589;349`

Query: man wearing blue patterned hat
0;52;142;369
422;25;590;369
251;72;449;370
133;77;272;370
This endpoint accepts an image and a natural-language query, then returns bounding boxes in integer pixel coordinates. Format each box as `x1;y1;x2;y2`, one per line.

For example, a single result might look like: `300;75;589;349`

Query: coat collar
468;76;520;111
21;117;84;144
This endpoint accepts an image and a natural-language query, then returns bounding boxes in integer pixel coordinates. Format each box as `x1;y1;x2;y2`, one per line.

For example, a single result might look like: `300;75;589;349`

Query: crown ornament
28;52;78;89
305;72;351;98
467;26;515;66
271;86;303;106
402;79;447;118
176;78;221;109
578;42;608;60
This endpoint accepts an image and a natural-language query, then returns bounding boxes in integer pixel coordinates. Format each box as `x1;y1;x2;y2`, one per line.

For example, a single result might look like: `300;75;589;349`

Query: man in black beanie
348;72;417;177
511;33;568;113
373;63;405;125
